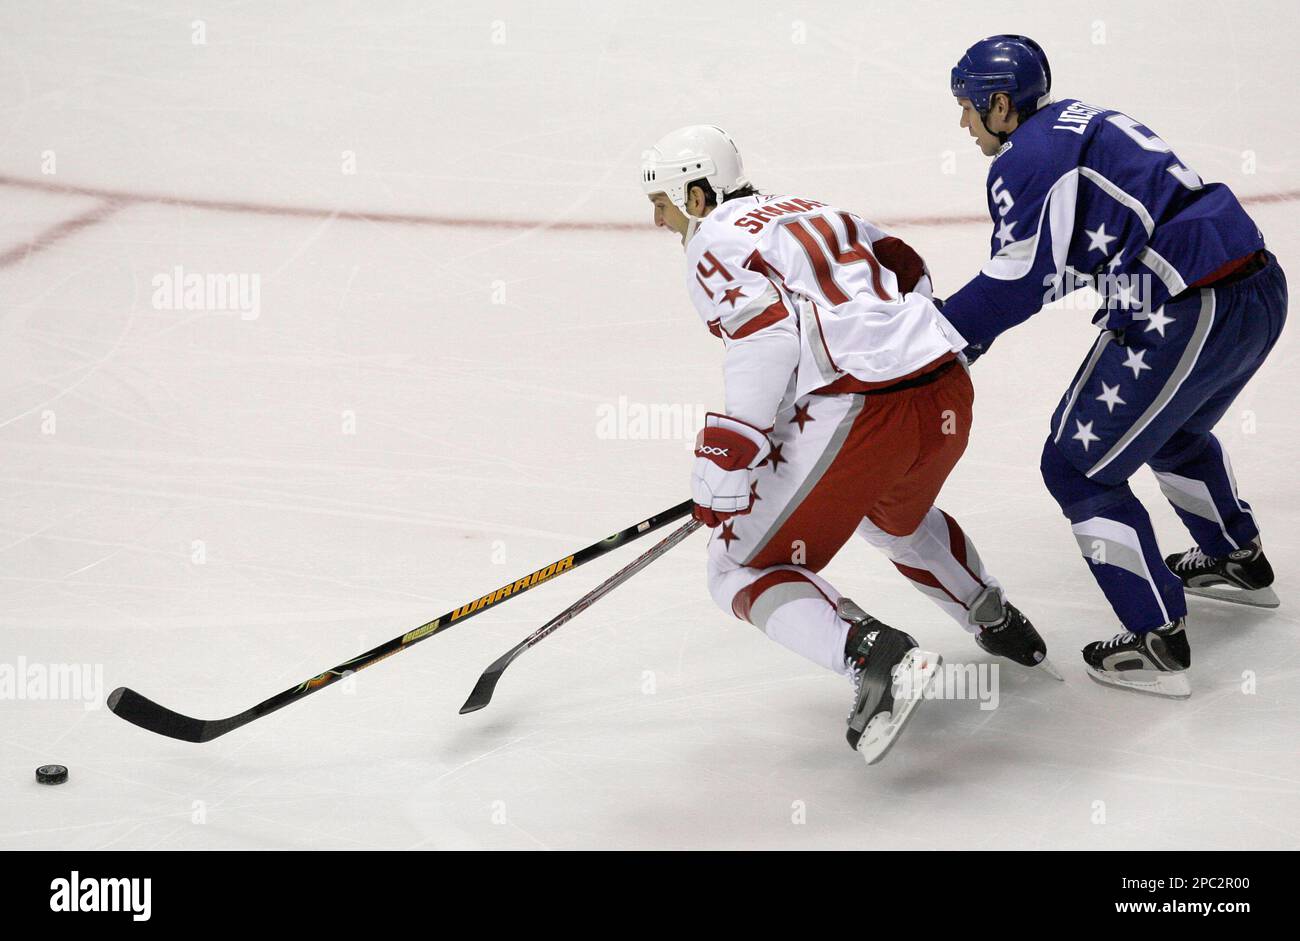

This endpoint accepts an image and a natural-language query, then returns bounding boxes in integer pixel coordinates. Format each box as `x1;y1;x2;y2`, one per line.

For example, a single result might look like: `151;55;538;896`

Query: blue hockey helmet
951;35;1052;116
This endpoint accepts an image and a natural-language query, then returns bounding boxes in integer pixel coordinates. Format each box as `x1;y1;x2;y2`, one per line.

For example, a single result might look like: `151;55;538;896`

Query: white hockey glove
691;413;771;527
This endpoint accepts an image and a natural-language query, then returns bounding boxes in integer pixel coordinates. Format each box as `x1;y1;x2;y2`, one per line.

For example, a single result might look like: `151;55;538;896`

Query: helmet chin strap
979;107;1011;145
681;213;702;249
679;182;722;248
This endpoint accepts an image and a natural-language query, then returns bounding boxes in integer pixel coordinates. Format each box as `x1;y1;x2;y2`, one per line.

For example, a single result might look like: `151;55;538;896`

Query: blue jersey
942;99;1265;345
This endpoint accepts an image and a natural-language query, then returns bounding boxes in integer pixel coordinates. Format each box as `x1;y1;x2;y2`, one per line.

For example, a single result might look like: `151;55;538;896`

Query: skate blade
1036;657;1065;681
857;649;941;767
1084;665;1191;699
1185;584;1280;609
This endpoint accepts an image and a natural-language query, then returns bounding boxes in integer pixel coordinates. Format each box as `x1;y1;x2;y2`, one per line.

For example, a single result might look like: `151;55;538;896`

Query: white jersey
685;194;967;430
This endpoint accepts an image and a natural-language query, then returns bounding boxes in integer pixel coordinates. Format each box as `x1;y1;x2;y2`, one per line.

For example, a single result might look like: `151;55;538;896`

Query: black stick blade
458;668;506;714
107;687;215;743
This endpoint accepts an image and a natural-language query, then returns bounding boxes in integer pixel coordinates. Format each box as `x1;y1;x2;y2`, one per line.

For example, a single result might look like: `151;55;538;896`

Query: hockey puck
36;764;68;786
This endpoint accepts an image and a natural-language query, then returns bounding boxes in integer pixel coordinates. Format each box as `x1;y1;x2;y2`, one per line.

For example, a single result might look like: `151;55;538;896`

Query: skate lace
1174;547;1210;571
844;659;864;721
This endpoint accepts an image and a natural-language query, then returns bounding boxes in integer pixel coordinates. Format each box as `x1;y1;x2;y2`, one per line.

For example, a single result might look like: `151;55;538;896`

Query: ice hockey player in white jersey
640;125;1062;765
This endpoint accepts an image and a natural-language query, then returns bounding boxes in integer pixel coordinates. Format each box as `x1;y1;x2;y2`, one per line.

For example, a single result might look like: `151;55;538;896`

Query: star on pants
719;521;739;548
1143;307;1175;337
1095;382;1126;413
1122;348;1152;379
1073;420;1100;451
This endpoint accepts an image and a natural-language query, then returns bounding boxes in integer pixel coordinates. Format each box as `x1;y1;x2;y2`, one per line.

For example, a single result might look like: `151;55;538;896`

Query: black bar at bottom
5;849;1284;927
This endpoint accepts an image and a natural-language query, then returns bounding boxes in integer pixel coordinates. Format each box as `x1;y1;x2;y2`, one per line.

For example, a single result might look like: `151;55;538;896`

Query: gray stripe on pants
1088;291;1215;478
1073;533;1149;582
1155;474;1219;525
749;580;830;632
743;396;865;566
1054;331;1115;443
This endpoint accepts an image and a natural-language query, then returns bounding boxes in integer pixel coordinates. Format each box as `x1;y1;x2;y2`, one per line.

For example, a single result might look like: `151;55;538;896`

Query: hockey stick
459;516;704;715
107;499;694;742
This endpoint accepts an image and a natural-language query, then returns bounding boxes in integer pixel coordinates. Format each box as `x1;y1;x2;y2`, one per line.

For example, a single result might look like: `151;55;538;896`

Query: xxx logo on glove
696;445;730;457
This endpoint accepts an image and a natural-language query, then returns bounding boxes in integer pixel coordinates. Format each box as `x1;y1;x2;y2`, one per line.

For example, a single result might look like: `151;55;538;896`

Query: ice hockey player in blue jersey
941;35;1286;697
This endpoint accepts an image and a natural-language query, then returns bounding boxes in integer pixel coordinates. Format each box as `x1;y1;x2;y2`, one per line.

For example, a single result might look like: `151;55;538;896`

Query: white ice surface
1;1;1297;849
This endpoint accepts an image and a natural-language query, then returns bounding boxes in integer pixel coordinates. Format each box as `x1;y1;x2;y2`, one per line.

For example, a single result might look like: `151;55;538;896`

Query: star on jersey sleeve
938;101;1246;345
938;149;1076;346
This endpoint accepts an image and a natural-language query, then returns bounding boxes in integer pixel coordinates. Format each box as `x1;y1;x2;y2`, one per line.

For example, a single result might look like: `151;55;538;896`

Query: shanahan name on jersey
685;194;966;431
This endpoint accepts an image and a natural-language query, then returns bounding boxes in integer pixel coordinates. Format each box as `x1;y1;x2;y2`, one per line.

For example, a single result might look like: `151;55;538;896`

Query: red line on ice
0;174;1296;235
0;198;122;270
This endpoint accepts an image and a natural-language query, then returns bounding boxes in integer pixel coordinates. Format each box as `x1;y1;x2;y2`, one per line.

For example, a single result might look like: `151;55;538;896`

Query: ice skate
839;598;940;766
967;586;1063;679
1165;541;1279;609
1081;619;1191;698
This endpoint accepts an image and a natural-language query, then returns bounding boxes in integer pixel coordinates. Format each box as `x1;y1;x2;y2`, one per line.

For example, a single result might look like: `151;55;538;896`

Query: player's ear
687;183;710;217
994;92;1014;124
686;185;701;216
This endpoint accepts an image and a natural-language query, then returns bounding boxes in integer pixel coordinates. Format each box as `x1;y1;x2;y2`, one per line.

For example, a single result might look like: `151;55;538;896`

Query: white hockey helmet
640;125;749;212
